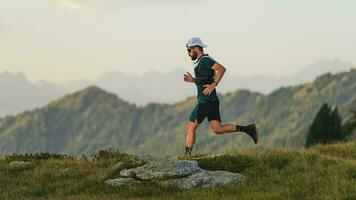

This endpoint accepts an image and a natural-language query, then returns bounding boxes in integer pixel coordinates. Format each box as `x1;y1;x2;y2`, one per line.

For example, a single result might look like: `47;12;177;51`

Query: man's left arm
202;62;226;95
211;62;226;86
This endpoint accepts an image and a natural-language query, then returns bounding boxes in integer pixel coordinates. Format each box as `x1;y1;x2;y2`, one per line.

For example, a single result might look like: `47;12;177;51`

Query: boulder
104;178;140;187
160;169;242;189
120;157;201;180
104;155;243;189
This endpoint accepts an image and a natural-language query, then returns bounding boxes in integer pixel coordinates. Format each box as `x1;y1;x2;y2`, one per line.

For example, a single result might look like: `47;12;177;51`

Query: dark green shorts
189;100;221;124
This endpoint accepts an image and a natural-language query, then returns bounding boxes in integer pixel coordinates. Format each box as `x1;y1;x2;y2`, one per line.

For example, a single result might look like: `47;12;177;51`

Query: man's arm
211;62;226;86
184;72;195;83
202;62;226;95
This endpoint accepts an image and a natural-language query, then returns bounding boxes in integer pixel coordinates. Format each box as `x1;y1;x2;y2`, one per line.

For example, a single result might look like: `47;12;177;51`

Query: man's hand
203;83;216;95
184;72;194;83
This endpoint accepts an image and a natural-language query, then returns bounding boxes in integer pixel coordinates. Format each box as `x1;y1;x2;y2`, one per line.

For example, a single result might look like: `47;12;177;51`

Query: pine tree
329;107;342;142
305;103;343;148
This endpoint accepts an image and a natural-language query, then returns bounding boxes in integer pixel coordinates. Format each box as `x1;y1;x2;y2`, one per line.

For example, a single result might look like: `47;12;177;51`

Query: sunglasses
187;48;193;53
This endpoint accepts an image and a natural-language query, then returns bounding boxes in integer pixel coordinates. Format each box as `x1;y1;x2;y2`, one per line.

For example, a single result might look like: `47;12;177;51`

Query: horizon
1;57;354;85
1;0;356;83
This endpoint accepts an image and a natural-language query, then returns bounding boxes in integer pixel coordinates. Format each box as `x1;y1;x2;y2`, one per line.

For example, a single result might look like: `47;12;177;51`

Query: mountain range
0;58;354;117
0;68;355;156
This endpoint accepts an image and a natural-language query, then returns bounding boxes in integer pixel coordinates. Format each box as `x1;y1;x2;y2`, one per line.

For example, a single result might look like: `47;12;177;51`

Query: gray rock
120;168;136;177
161;170;242;189
8;161;31;167
120;158;201;180
105;155;243;189
104;178;140;187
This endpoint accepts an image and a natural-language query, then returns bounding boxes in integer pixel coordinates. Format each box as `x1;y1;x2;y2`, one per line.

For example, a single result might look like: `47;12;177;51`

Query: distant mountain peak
298;58;354;77
69;85;118;103
0;70;28;83
47;85;129;110
81;85;106;94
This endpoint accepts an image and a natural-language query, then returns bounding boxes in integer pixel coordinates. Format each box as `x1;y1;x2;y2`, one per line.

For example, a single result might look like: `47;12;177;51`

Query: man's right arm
184;72;195;83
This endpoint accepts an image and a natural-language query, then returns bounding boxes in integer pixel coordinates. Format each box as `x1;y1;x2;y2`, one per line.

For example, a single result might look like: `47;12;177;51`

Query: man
183;37;259;155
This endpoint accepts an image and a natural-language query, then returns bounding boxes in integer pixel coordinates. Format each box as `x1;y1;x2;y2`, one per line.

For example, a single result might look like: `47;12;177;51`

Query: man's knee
186;122;198;132
211;126;223;134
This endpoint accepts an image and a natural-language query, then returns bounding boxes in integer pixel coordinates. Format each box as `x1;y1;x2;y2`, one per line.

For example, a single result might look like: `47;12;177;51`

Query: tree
341;109;356;138
305;103;343;148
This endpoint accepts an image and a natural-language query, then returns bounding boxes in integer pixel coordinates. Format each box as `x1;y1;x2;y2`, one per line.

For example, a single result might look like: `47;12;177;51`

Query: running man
183;37;259;155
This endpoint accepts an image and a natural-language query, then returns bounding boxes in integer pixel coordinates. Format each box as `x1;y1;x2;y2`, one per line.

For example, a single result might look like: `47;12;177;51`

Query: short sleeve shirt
193;54;219;104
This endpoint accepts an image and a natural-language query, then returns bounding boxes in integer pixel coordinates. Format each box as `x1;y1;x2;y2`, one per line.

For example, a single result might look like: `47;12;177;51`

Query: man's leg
209;120;236;134
185;121;200;155
209;120;259;144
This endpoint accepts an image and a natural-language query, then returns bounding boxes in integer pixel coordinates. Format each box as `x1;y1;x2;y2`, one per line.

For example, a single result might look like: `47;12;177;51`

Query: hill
0;140;355;199
1;58;353;117
0;69;355;156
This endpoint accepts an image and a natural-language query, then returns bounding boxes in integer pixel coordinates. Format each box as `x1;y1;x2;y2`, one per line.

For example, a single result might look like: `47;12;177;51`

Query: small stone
8;161;31;167
104;178;140;187
120;168;136;178
134;160;145;165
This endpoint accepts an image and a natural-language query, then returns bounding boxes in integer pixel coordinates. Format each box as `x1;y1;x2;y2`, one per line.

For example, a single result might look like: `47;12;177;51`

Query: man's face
187;46;198;61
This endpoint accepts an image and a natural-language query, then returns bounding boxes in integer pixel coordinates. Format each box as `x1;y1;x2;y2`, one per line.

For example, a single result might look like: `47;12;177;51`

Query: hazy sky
1;0;355;83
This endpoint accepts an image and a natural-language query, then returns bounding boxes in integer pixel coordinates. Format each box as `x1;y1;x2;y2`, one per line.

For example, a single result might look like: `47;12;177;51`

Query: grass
0;142;355;200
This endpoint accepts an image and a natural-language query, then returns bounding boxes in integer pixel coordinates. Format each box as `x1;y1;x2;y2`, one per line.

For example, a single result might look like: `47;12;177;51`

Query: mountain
94;69;195;105
63;58;355;103
0;69;355;156
0;71;66;117
222;58;355;93
0;58;354;117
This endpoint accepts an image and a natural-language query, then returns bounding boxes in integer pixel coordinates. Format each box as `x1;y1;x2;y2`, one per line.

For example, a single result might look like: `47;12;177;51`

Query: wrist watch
213;80;218;86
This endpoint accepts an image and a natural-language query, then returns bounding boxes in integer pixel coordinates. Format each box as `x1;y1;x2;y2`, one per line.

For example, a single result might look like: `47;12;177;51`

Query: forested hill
0;69;355;156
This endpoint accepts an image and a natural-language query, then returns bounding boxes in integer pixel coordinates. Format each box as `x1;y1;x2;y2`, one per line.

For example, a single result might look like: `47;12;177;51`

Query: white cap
186;37;208;48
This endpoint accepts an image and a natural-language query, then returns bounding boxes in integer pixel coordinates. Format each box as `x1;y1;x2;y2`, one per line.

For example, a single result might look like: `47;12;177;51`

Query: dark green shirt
193;54;219;104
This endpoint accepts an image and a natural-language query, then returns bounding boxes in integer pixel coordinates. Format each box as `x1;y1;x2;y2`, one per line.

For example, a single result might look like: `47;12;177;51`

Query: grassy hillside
0;141;355;200
0;69;355;156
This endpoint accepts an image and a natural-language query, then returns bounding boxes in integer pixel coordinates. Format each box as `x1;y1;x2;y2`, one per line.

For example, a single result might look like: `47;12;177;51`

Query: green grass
1;141;355;200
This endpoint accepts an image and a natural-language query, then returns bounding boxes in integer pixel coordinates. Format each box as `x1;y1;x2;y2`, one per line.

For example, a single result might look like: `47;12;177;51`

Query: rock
120;168;136;178
112;162;125;170
8;161;31;167
105;155;243;189
104;178;140;187
120;158;201;180
161;169;242;189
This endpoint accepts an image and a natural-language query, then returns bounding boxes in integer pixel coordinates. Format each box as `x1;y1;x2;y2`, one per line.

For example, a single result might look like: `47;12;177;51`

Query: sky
0;0;355;83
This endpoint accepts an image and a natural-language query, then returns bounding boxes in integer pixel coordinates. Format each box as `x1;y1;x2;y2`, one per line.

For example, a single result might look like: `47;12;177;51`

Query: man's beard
190;54;197;61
